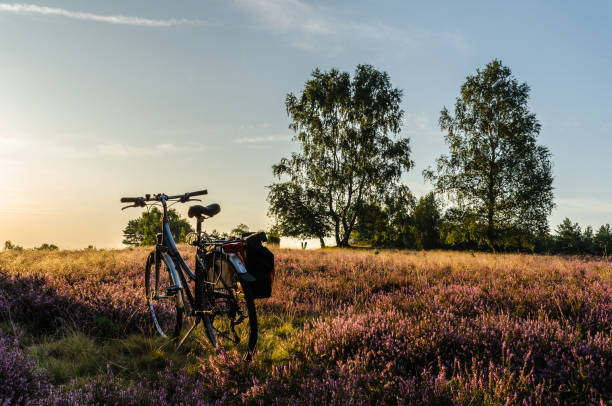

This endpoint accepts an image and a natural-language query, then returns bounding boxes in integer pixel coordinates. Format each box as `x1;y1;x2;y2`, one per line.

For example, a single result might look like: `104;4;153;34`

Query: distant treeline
122;209;280;247
3;241;59;251
349;192;611;255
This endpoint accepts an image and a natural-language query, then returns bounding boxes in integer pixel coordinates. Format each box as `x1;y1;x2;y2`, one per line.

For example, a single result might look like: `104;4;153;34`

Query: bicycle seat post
196;217;202;241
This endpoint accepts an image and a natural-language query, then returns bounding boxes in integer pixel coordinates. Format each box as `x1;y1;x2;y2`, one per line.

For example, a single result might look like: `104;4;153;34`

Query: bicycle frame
154;195;199;312
122;190;258;350
154;195;254;310
150;195;256;348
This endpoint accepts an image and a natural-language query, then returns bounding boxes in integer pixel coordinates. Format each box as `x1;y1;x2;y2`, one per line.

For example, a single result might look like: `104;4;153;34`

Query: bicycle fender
160;252;183;289
227;253;256;283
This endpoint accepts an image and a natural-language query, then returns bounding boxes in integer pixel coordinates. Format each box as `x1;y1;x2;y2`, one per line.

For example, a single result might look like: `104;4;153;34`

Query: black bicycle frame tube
159;196;197;308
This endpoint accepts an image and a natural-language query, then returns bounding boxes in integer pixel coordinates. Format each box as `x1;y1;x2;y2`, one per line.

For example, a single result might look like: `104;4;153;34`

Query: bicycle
120;190;258;359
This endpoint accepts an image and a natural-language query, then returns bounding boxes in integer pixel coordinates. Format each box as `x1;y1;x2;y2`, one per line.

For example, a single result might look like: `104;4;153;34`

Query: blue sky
0;0;611;248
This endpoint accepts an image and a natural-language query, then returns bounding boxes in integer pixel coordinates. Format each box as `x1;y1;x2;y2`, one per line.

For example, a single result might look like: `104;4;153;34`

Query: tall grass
0;247;610;404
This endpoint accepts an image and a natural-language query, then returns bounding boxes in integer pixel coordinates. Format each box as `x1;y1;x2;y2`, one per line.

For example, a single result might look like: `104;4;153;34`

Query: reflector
222;242;244;253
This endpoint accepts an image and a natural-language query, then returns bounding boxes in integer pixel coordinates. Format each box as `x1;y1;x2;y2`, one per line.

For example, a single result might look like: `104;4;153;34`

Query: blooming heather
0;248;610;404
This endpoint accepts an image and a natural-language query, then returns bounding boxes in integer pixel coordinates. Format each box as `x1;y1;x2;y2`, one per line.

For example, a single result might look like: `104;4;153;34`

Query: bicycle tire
207;254;258;359
145;252;184;338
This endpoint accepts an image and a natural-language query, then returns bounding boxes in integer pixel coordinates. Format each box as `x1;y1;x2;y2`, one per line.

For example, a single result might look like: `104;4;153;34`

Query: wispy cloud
405;112;431;131
96;143;205;156
556;198;612;214
239;122;272;131
233;0;466;52
232;135;290;144
0;3;204;27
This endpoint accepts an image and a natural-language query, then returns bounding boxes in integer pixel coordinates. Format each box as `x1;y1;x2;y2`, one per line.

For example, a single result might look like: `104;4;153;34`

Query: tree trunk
340;233;351;247
319;237;326;248
334;221;341;247
486;134;497;252
487;208;495;253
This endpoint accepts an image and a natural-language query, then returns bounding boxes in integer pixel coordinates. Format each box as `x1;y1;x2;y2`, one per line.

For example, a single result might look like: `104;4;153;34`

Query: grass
1;247;611;404
21;309;307;385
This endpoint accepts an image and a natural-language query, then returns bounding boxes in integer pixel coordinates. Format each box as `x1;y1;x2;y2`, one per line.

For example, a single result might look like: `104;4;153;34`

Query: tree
267;227;281;245
353;186;416;248
595;224;612;256
267;182;330;247
384;186;416;248
582;225;596;255
438;207;484;250
122;207;193;246
554;218;582;254
230;224;250;238
410;192;442;250
269;65;413;247
3;240;23;251
425;60;554;251
36;243;58;251
122;219;143;246
206;229;228;240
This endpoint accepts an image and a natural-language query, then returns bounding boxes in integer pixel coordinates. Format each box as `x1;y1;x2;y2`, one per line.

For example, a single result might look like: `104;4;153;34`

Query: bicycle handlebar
120;197;142;203
120;189;208;205
185;189;208;197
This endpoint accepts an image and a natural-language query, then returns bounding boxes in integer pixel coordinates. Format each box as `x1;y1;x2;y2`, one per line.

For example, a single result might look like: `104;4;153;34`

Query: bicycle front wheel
145;252;184;338
207;255;258;358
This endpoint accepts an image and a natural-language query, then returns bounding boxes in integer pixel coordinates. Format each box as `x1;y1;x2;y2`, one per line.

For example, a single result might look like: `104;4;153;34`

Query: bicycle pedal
195;310;213;316
165;285;181;295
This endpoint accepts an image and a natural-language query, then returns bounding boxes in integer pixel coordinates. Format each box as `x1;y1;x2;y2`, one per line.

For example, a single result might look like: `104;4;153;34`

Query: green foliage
36;243;59;251
352;186;416;248
439;207;486;249
267;182;330;244
353;190;444;250
352;202;393;247
425;59;554;251
29;332;188;384
3;240;23;251
230;223;250;238
267;228;281;245
582;225;596;255
206;229;228;240
410;192;442;250
122;219;143;246
122;207;193;246
269;65;413;247
554;218;583;254
594;224;612;256
552;221;612;256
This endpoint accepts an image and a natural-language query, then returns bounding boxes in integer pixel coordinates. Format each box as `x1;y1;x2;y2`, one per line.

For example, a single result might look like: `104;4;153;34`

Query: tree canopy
230;223;250;238
122;208;193;246
425;59;554;251
268;64;413;247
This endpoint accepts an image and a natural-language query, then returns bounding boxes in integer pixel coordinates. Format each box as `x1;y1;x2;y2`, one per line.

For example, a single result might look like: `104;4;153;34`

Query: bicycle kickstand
175;316;201;351
175;310;214;351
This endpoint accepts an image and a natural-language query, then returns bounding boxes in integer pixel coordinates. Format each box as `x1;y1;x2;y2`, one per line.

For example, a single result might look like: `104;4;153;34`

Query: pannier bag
244;232;274;299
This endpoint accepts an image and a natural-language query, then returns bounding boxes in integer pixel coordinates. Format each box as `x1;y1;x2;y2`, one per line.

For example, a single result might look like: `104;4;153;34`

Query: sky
1;0;611;249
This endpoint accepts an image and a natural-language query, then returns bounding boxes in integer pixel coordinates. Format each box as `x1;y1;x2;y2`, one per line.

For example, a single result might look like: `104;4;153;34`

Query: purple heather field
0;247;611;405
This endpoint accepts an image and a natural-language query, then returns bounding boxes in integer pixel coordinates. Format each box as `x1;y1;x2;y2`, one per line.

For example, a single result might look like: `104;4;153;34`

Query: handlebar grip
120;197;140;203
188;189;208;197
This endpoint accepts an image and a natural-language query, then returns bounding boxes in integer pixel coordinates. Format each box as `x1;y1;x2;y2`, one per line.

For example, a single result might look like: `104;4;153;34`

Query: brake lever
121;204;137;210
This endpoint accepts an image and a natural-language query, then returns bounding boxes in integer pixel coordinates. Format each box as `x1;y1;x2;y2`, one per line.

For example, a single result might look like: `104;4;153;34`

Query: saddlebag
244;232;274;299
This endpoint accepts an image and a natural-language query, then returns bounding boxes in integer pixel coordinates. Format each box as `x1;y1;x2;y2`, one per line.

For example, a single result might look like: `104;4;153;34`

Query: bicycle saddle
188;203;220;218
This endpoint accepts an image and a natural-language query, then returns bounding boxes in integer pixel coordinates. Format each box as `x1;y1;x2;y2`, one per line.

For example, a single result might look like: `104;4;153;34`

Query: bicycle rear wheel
207;255;257;359
145;252;184;338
